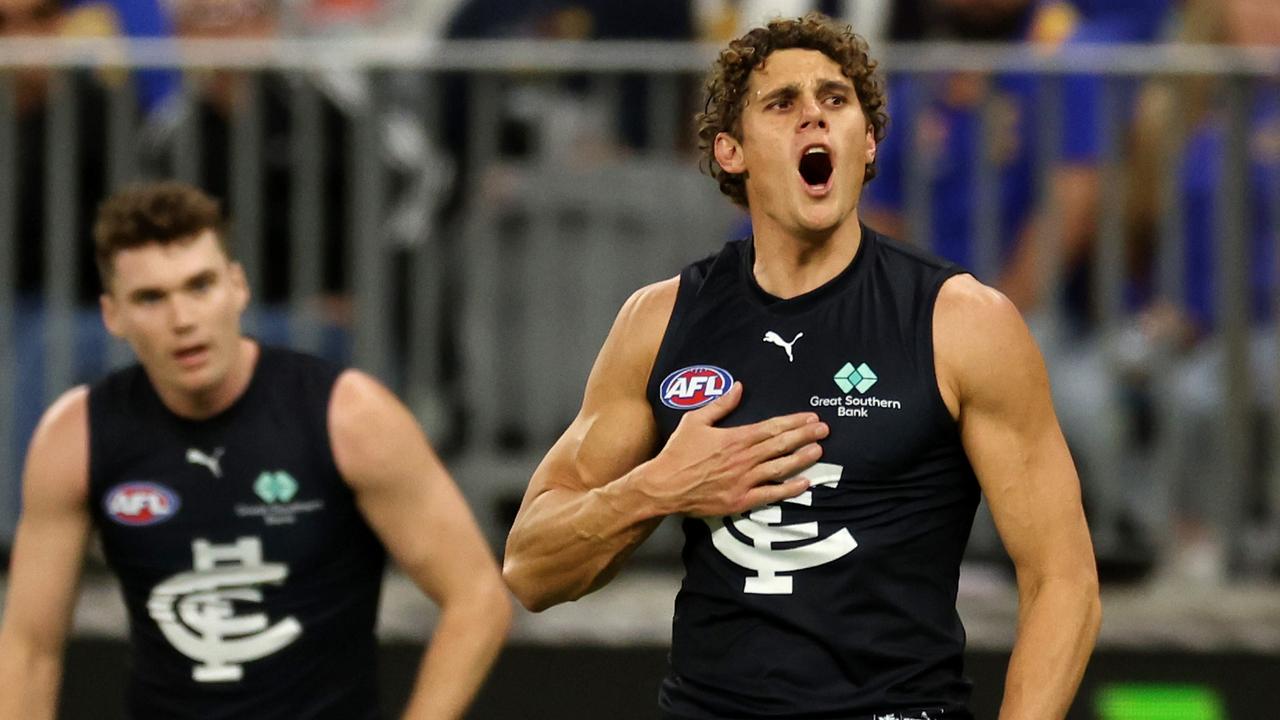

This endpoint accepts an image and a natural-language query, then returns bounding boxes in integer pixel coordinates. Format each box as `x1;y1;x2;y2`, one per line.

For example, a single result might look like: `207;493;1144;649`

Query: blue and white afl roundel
104;481;180;526
659;365;734;410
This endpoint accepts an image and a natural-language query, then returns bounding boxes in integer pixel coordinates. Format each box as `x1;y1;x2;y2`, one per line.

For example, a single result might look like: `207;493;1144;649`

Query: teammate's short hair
94;181;230;289
697;12;889;207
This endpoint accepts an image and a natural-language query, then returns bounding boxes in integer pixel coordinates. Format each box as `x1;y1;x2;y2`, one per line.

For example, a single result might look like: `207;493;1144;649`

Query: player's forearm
400;578;512;720
0;637;62;720
503;467;666;611
998;572;1101;720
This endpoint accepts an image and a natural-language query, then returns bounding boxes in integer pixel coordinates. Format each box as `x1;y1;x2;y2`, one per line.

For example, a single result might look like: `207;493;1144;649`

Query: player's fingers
744;442;824;487
735;411;823;446
688;380;743;425
743;418;828;462
739;476;811;512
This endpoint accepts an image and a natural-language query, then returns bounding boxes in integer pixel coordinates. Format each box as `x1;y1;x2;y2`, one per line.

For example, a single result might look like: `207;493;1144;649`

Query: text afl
659;365;734;409
105;482;181;526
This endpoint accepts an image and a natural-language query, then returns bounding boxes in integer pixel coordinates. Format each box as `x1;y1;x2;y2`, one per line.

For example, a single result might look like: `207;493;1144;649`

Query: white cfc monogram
706;462;858;594
147;537;302;682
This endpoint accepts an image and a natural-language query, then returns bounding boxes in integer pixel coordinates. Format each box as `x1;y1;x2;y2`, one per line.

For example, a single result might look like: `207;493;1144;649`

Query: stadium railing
0;38;1277;577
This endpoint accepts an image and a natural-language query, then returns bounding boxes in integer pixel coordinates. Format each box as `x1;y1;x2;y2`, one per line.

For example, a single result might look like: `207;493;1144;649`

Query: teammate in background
504;13;1099;719
0;182;510;719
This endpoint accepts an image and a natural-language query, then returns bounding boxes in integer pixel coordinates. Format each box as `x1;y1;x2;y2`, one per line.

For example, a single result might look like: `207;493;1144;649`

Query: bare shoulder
933;274;1045;411
36;386;90;438
328;368;396;421
327;370;424;487
626;275;680;312
614;276;680;351
934;273;1022;334
597;276;681;389
25;386;91;503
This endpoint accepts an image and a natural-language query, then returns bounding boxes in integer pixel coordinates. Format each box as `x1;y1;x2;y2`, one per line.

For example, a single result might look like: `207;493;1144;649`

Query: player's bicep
936;279;1092;577
521;279;676;504
329;371;498;602
0;388;91;649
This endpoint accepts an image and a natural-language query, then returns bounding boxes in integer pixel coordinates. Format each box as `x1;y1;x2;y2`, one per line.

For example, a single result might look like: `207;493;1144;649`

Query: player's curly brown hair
94;181;231;289
697;13;889;207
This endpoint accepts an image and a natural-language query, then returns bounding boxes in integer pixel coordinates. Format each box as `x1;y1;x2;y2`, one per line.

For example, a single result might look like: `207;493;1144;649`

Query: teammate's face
715;49;876;240
100;230;249;401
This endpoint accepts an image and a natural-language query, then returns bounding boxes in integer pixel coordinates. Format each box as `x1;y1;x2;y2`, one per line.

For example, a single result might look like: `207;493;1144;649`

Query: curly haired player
504;13;1099;719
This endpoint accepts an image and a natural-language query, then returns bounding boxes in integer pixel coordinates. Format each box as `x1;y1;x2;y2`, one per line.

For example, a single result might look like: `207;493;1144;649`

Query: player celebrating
504;14;1099;719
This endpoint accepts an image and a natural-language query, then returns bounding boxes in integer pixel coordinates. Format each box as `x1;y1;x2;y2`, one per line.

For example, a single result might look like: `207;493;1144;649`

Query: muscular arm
329;372;510;720
0;388;92;720
934;276;1101;720
503;278;829;612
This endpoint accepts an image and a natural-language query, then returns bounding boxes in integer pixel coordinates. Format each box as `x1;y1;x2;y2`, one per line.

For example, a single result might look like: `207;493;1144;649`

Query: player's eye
188;273;217;293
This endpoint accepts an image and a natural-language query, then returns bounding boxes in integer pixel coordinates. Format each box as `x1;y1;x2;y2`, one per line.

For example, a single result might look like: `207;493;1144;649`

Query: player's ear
864;125;876;165
714;132;747;174
228;261;251;311
100;291;123;338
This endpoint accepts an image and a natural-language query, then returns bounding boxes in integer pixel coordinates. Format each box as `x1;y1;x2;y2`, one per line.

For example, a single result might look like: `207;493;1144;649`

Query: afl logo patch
105;482;180;526
659;365;733;410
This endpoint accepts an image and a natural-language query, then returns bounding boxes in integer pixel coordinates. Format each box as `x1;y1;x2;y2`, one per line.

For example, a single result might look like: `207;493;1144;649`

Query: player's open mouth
798;145;833;195
174;344;209;368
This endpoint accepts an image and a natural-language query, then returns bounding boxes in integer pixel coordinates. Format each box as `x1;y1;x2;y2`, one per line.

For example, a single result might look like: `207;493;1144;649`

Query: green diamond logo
254;471;299;504
833;362;878;394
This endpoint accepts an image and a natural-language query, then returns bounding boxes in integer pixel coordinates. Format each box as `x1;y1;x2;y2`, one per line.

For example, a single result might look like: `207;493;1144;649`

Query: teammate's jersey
88;345;388;720
649;228;980;718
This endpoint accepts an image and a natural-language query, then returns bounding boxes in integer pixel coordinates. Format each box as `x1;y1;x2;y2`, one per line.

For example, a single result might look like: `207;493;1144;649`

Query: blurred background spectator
1124;0;1280;583
861;0;1173;570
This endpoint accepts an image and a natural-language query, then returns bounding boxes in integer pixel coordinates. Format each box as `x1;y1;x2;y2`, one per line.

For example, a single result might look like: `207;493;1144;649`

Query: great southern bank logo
812;361;901;418
236;470;323;527
254;471;299;504
105;482;180;526
659;365;733;410
834;362;877;393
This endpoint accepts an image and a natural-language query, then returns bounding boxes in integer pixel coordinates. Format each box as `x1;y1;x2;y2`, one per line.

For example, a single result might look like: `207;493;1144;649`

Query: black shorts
661;709;972;720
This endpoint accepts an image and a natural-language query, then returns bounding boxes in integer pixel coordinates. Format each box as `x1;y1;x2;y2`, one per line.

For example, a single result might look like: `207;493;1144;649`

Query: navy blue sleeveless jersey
88;345;388;720
648;228;980;718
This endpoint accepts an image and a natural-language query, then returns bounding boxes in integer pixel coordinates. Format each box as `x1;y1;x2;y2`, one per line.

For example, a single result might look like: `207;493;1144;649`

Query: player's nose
798;95;827;131
168;295;197;331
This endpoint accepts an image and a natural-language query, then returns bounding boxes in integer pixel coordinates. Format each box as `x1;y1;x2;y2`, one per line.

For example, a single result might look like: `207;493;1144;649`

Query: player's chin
794;206;843;235
172;362;220;393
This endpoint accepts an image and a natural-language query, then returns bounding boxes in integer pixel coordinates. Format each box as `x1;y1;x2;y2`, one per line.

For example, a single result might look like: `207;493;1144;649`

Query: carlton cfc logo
105;482;180;526
659;365;734;409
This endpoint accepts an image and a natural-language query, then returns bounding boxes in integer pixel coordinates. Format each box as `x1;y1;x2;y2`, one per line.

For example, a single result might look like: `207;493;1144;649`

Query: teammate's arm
503;278;829;612
934;275;1101;720
329;372;510;720
0;388;93;720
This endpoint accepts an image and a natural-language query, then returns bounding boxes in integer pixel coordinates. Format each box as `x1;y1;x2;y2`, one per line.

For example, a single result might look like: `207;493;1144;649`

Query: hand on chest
658;316;940;472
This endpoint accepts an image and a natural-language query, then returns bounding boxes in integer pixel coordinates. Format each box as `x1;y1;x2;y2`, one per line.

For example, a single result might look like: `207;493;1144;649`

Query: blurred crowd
2;0;1280;585
859;0;1279;588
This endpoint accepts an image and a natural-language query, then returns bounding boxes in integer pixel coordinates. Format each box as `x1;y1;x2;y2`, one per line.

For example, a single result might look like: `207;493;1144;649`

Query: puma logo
762;331;804;363
186;448;225;478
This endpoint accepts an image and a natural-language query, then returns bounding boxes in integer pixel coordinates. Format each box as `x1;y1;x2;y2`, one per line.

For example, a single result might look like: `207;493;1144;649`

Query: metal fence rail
0;39;1275;576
